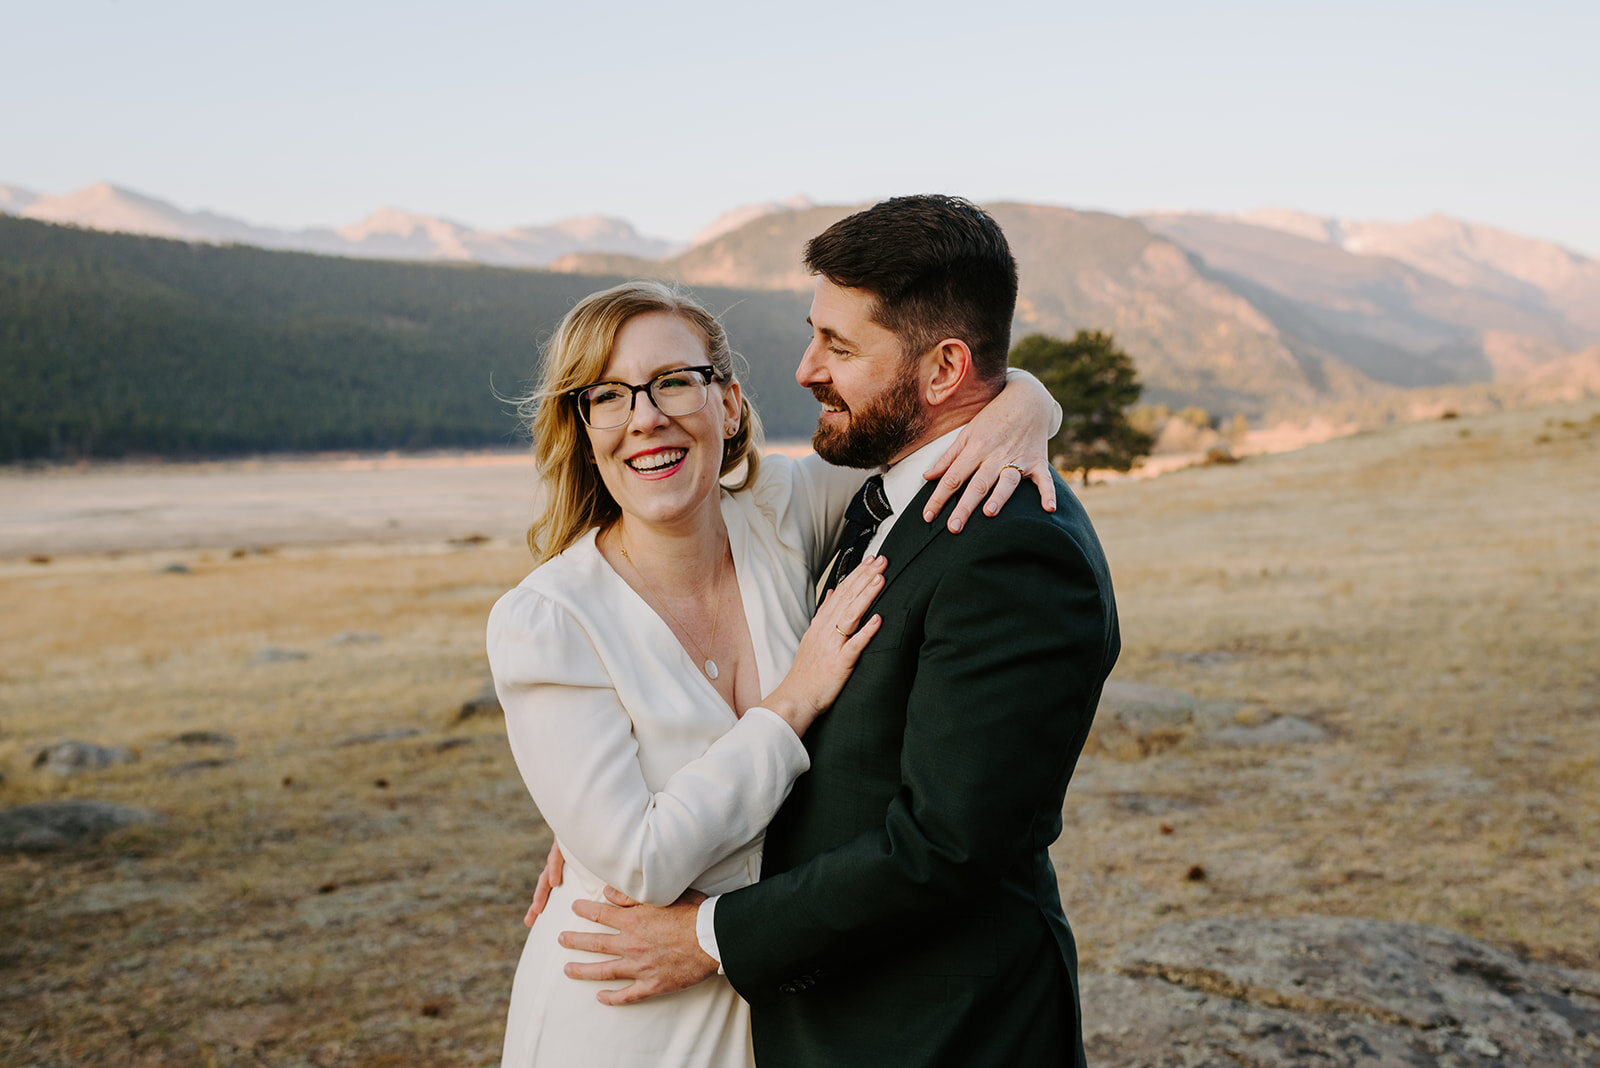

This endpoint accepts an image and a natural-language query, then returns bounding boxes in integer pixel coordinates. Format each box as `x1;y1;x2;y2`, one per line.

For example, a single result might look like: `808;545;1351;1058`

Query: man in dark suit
564;195;1119;1066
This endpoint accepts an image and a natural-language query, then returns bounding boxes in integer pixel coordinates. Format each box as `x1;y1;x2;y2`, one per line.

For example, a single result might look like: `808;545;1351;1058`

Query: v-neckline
590;493;768;720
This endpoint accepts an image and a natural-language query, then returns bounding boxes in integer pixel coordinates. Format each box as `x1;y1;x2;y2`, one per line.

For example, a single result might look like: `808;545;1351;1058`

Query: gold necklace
617;540;727;681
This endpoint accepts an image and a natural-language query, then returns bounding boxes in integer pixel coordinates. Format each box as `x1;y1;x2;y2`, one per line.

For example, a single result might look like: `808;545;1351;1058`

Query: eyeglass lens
580;369;709;429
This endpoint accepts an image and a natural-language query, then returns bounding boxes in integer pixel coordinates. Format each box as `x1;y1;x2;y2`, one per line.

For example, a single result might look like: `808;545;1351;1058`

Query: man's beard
810;374;928;469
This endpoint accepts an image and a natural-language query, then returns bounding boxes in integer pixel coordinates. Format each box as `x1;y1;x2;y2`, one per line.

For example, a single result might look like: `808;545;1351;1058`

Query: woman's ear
720;379;743;438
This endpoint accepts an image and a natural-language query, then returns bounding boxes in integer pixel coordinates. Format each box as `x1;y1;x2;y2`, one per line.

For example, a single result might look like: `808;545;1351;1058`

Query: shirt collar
877;424;967;527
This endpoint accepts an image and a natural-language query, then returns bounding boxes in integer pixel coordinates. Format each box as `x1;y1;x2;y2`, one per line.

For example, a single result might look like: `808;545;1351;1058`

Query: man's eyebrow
805;317;857;349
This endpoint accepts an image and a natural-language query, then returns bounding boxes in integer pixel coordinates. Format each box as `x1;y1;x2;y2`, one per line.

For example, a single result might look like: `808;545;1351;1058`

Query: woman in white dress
487;281;1059;1067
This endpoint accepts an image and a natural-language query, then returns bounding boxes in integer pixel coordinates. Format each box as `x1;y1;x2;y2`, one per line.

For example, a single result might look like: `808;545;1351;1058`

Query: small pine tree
1009;331;1153;485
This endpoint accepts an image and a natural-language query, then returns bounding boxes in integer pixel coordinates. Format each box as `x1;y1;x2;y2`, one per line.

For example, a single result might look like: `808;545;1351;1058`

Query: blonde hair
520;281;764;564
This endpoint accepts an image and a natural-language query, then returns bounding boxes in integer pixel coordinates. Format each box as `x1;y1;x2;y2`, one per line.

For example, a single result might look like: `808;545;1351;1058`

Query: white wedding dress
488;454;859;1067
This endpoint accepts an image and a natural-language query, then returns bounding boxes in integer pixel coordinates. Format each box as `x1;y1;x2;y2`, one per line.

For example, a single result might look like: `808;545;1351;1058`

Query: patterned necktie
822;474;894;599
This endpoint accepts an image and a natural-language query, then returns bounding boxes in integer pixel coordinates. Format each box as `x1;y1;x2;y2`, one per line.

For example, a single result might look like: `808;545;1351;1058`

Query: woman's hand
920;370;1059;531
761;555;886;737
524;838;566;927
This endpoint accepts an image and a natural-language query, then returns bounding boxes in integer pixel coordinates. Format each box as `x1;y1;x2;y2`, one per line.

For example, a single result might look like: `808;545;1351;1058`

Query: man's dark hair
803;195;1018;384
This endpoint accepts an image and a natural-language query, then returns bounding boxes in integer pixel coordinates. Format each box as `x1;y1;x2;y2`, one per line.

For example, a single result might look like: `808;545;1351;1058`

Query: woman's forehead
602;311;709;379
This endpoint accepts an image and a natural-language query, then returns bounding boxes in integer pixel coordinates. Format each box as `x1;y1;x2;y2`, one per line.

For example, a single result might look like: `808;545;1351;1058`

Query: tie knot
822;474;894;602
847;475;893;530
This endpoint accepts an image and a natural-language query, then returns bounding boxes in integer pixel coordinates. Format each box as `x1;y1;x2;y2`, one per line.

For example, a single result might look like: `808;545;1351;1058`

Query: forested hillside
0;217;815;461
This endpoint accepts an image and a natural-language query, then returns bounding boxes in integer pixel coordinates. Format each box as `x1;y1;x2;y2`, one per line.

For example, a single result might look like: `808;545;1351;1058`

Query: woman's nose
627;387;670;430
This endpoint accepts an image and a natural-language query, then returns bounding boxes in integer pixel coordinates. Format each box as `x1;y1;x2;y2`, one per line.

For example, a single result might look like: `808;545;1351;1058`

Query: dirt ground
2;403;1597;1066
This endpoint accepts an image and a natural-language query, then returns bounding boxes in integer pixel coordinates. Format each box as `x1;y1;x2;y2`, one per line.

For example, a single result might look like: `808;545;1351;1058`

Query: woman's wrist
760;688;815;737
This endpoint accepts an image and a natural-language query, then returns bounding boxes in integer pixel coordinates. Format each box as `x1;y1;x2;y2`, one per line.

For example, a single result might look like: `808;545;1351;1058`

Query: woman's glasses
567;366;720;430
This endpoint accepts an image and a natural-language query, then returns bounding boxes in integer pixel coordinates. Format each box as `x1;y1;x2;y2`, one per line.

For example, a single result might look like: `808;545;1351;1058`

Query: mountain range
0;182;679;266
5;181;1597;418
553;202;1600;416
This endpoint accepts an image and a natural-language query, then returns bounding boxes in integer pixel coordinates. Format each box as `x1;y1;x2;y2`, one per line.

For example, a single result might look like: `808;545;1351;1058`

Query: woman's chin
613;481;721;531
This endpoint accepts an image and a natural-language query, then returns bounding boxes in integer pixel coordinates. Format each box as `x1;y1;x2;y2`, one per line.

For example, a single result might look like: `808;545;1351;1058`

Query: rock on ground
337;727;423;747
1088;681;1239;759
170;758;236;776
455;683;502;722
252;646;309;664
173;730;237;747
1084;915;1600;1066
327;630;383;645
0;801;158;852
1211;714;1328;747
31;740;139;776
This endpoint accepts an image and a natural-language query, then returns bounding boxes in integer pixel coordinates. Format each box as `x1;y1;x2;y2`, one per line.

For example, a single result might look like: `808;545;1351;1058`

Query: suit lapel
875;479;945;596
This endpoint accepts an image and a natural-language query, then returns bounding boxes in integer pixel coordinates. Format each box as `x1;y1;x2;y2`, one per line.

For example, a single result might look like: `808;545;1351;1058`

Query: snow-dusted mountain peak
690;195;815;247
4;182;677;267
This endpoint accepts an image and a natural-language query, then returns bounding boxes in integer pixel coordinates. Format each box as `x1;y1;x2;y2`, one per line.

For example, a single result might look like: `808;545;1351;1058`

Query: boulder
31;740;138;777
1083;915;1600;1066
0;801;158;852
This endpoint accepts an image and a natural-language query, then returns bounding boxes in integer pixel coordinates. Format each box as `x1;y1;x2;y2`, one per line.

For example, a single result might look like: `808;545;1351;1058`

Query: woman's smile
584;310;741;533
624;446;689;479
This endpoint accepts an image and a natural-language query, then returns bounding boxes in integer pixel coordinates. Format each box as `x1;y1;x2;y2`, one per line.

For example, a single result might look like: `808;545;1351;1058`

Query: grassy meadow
2;402;1597;1065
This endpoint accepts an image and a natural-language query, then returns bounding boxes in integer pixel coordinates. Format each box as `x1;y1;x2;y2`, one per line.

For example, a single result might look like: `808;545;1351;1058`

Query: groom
563;195;1119;1066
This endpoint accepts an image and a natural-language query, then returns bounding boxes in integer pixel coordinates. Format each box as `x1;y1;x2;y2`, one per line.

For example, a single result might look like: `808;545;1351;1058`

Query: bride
487;280;1058;1066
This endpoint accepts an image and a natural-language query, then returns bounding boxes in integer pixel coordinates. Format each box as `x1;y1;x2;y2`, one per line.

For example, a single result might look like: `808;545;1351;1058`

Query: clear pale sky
6;0;1597;254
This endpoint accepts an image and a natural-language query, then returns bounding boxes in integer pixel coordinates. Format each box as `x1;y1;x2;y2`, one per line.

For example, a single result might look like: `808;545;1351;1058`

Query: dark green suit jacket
716;471;1119;1067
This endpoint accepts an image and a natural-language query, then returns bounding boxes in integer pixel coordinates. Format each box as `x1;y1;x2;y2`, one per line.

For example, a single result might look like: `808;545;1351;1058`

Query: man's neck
884;393;992;469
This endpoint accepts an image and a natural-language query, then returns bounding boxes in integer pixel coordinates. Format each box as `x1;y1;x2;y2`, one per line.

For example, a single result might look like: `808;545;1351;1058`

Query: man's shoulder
937;473;1103;558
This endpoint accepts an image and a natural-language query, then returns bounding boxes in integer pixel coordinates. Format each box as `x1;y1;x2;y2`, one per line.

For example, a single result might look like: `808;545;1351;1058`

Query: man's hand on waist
560;886;718;1005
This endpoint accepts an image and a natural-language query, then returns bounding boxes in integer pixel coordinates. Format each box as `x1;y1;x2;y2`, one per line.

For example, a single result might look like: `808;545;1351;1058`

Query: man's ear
921;338;974;407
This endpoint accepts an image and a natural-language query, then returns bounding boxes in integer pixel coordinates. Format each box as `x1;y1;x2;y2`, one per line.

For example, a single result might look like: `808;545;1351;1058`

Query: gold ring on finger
1000;462;1024;475
834;624;852;638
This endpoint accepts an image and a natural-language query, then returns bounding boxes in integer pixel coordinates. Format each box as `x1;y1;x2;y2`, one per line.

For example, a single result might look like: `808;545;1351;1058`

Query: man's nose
796;340;827;388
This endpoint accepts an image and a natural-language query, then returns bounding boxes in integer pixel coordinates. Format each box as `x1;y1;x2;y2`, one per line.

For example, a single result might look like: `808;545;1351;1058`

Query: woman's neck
606;509;730;592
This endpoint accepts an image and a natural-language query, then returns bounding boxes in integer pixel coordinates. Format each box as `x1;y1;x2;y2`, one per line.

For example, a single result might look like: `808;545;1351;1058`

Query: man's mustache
810;385;847;410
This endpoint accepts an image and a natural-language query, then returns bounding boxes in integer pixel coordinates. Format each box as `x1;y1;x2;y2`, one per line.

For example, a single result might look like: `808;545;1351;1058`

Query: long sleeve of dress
487;587;811;907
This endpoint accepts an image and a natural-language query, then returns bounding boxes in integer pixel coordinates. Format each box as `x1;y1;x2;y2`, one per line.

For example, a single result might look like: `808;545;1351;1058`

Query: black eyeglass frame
565;365;723;429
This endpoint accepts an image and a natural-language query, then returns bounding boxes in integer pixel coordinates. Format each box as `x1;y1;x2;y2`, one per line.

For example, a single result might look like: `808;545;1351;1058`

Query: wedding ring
834;624;852;638
1000;462;1024;475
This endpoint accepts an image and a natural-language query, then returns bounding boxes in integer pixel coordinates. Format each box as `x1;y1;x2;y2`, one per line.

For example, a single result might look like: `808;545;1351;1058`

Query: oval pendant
704;659;719;680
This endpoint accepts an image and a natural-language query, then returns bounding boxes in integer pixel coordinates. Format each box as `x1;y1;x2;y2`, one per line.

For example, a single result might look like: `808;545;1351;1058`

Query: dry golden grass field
2;403;1598;1066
